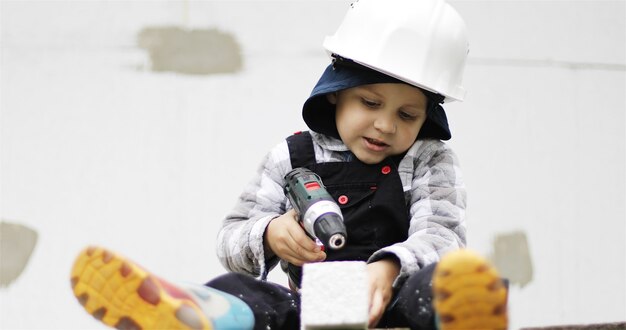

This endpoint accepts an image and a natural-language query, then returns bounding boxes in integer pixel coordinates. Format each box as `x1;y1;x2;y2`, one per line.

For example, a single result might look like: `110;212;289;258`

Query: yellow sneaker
70;246;213;330
433;249;508;330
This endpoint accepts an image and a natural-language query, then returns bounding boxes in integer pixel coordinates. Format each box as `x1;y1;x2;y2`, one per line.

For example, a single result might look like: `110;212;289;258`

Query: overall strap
286;131;316;169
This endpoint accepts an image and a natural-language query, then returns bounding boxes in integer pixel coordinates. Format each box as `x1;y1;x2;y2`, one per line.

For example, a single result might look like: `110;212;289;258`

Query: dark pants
205;263;437;330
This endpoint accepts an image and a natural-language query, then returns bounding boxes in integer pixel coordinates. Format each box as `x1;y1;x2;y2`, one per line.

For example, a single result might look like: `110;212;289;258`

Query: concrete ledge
520;322;626;330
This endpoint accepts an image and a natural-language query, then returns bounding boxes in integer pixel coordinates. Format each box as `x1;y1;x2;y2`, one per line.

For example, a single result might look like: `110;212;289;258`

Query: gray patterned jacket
217;131;466;287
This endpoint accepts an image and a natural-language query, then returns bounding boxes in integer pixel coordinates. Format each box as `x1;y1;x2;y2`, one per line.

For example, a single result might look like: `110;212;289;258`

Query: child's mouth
364;137;389;151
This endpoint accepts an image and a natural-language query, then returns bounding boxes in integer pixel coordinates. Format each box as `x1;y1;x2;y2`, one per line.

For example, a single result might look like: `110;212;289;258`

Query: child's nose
374;115;396;134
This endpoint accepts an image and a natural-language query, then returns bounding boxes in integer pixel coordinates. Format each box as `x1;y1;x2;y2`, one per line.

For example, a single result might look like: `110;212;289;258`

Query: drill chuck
307;203;346;250
328;233;346;250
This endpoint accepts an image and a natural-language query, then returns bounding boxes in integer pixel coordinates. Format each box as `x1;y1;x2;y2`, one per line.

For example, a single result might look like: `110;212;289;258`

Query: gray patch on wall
490;230;533;288
137;26;243;75
0;221;38;288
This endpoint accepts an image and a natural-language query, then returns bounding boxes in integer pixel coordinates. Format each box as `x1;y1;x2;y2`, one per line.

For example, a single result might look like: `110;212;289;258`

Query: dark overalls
206;132;438;330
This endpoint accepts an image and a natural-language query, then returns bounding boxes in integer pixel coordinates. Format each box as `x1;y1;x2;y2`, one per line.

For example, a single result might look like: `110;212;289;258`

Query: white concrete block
300;261;369;330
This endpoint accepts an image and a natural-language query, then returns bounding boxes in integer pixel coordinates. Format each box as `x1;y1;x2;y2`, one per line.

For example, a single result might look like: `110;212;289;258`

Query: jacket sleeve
216;141;292;277
369;141;467;286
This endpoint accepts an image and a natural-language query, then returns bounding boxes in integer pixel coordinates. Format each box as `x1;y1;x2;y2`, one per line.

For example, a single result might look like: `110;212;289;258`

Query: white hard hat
323;0;469;102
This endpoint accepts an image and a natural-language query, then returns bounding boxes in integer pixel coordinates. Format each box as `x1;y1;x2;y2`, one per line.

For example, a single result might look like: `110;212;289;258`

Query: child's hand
366;258;400;328
264;209;327;266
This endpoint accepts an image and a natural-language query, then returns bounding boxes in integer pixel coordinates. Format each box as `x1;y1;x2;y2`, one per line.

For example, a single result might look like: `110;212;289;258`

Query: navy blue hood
302;59;451;141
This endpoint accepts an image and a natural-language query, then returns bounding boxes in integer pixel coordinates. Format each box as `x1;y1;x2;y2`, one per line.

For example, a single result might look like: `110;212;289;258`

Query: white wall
1;1;624;329
447;1;626;327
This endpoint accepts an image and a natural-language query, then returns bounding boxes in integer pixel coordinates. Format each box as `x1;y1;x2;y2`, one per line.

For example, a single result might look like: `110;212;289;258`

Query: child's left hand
366;258;400;328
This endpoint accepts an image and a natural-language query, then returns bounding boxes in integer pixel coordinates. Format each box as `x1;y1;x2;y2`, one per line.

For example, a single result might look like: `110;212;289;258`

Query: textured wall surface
1;1;624;329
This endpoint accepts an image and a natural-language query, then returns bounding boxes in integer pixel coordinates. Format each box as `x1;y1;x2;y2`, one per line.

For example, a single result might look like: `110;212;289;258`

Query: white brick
300;261;369;330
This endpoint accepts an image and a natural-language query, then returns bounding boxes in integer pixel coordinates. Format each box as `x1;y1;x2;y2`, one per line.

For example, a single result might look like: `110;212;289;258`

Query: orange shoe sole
70;246;212;330
433;249;508;330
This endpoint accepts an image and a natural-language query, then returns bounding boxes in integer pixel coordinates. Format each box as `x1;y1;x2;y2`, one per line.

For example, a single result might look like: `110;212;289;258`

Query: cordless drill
283;168;347;250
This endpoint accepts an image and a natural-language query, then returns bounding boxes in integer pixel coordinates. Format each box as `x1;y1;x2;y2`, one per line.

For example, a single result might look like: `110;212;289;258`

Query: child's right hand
264;209;327;266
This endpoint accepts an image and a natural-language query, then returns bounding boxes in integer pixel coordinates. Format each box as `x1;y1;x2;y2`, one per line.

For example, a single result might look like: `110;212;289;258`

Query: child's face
329;83;428;164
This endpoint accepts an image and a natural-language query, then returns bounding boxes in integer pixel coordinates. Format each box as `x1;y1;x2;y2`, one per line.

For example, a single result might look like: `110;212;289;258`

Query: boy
71;0;508;329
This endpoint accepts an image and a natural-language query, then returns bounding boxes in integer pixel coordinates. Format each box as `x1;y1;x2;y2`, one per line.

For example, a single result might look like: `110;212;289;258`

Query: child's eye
361;98;380;108
399;111;418;121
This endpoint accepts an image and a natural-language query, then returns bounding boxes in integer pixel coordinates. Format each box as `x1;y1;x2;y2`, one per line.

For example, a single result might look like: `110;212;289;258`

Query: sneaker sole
70;246;212;330
433;249;508;330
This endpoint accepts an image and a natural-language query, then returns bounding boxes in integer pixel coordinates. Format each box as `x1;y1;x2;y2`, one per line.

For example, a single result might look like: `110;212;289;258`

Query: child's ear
326;92;338;105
